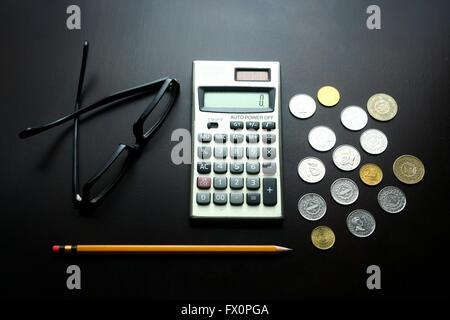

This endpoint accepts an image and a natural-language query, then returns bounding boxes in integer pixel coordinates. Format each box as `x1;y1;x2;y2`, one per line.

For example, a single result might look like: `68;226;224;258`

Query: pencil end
276;246;293;252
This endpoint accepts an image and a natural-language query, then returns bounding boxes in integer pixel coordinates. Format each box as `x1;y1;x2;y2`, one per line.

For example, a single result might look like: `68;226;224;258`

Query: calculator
190;61;282;219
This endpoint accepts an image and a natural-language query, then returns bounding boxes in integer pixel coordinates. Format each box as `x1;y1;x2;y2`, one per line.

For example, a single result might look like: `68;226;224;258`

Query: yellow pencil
52;245;292;254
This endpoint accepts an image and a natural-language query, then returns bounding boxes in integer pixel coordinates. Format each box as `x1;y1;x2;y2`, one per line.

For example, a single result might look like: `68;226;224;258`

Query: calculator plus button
246;121;260;130
214;134;227;143
246;147;260;159
263;178;277;206
230;133;244;143
198;133;212;143
262;162;277;175
246;193;261;206
262;134;276;144
213;177;227;190
213;162;227;174
214;147;227;159
246;177;260;190
213;193;228;205
197;177;211;189
246;162;260;174
197;162;211;174
197;146;211;159
262;147;276;160
230;162;244;174
230;147;244;159
230;121;244;130
262;121;276;130
230;193;244;206
196;192;211;205
230;177;244;190
246;133;260;143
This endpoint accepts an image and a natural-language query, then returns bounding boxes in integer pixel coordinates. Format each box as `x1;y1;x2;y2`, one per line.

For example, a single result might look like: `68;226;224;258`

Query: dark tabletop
1;0;449;300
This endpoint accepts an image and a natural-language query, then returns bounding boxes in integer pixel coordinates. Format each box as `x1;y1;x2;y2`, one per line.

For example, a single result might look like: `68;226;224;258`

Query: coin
311;226;335;250
360;129;388;155
367;93;398;121
330;178;359;205
317;86;340;107
308;126;336;152
346;209;376;238
359;163;383;186
332;145;361;171
298;157;326;183
393;155;425;184
378;186;406;213
298;193;327;221
289;94;316;119
340;106;368;131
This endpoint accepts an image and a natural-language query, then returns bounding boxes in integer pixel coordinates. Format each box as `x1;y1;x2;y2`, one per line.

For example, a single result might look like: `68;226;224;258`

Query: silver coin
377;186;406;213
298;193;327;221
330;178;359;205
360;129;388;155
308;126;336;152
289;94;316;119
340;106;368;131
346;209;376;238
332;145;361;171
297;157;326;183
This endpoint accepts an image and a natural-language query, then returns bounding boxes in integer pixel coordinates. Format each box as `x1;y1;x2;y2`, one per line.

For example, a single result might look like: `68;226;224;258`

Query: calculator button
197;162;211;174
246;133;259;143
198;133;212;143
197;146;211;159
246;162;260;174
207;122;218;129
214;134;227;143
262;121;275;130
246;193;260;206
230;121;244;130
230;162;244;174
230;193;244;206
196;192;210;205
246;147;260;159
246;177;260;190
213;162;227;174
230;133;244;143
262;162;277;175
263;178;277;206
246;121;260;130
262;134;276;144
197;177;211;189
230;177;244;189
230;147;244;159
262;147;276;160
213;177;227;190
213;193;227;205
214;146;227;159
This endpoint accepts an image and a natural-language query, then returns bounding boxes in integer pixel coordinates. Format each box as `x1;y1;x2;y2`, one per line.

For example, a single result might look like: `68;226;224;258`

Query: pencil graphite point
277;246;293;252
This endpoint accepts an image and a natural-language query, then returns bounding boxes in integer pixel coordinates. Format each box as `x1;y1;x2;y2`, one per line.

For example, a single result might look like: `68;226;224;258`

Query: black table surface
1;0;449;300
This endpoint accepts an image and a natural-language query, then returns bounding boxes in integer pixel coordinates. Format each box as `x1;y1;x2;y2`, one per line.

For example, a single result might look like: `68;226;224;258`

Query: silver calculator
190;61;282;219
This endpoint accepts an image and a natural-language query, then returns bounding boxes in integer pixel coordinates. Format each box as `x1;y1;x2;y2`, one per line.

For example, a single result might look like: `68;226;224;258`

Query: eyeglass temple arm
18;77;170;139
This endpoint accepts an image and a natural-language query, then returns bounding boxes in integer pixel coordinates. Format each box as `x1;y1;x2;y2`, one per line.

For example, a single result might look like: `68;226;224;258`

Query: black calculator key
246;121;260;130
230;193;244;206
230;162;244;174
196;192;210;205
246;193;260;206
262;162;277;175
213;193;227;205
246;177;260;190
213;177;227;190
198;133;212;143
207;122;218;129
230;133;244;143
262;134;276;144
263;178;277;206
230;177;244;189
262;121;275;130
214;134;227;143
246;162;260;174
213;162;227;174
246;133;259;143
230;121;244;130
262;147;276;160
197;162;211;174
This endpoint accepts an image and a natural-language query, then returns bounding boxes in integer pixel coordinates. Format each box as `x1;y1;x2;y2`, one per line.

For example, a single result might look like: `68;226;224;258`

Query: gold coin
359;163;383;186
317;86;340;107
393;155;425;184
311;226;335;250
367;93;398;121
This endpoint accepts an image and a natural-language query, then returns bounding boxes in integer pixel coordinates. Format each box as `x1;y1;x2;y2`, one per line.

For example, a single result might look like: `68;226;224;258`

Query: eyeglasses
19;41;180;206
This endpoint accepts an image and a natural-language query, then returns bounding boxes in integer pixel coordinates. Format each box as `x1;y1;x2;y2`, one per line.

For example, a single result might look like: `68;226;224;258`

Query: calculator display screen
204;92;269;109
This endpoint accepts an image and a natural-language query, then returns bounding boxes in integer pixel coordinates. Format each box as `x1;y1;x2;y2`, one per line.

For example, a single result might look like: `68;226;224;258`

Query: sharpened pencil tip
277;246;293;252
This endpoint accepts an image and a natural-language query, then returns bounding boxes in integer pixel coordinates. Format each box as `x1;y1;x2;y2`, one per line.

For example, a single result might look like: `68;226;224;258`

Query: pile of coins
289;87;425;250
